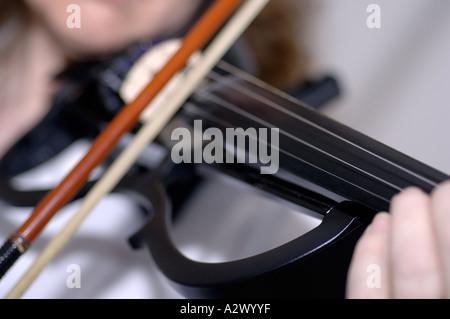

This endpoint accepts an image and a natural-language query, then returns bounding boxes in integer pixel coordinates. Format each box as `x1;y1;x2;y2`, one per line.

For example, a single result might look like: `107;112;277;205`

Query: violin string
183;98;393;207
5;0;270;299
196;89;403;193
219;67;443;189
193;83;404;195
207;68;438;189
202;69;440;189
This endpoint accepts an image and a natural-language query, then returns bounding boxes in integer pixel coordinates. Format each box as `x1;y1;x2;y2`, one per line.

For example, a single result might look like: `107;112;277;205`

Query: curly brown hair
244;0;310;89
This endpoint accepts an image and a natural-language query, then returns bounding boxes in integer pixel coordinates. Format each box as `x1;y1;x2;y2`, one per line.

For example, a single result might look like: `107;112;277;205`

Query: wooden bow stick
5;0;270;299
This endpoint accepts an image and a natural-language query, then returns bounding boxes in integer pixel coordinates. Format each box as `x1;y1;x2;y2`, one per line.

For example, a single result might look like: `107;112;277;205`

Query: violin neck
175;61;448;215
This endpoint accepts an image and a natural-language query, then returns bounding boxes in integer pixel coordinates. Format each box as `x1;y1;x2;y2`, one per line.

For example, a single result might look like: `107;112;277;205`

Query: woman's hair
0;0;32;92
0;0;309;90
244;0;310;89
0;1;31;54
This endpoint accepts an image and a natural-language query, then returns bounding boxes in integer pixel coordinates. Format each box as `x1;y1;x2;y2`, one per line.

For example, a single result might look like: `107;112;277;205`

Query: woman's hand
346;181;450;299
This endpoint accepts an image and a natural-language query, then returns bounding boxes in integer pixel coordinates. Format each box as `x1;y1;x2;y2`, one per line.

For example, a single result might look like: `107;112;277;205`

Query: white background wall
307;0;450;175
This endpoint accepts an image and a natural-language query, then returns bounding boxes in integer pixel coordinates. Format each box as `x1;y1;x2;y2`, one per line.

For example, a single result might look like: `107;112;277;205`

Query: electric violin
128;61;448;298
0;0;448;299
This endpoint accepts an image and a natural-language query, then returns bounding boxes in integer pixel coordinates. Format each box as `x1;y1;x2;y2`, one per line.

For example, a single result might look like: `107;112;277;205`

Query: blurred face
25;0;204;58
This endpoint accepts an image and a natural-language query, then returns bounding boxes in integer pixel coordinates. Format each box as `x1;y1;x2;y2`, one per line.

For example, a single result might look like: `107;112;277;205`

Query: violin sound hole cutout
170;169;323;264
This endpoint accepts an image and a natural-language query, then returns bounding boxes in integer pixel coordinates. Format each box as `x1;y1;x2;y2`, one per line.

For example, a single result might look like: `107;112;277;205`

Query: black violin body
127;62;449;298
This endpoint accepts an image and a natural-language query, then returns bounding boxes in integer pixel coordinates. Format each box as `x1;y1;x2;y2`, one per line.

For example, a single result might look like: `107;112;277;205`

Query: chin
54;23;136;59
62;36;134;60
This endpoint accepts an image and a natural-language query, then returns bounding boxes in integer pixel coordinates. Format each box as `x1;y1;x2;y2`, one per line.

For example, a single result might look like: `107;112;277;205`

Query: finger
390;187;444;298
346;213;391;299
431;180;450;298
